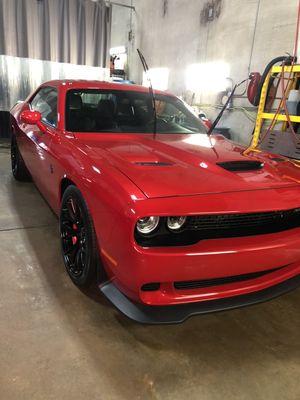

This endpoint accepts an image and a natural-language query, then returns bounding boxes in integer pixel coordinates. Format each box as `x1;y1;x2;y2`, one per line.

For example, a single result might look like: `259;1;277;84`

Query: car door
21;86;58;200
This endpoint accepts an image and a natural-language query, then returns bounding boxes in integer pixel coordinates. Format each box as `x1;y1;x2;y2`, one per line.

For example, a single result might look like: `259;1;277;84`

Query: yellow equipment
247;64;300;158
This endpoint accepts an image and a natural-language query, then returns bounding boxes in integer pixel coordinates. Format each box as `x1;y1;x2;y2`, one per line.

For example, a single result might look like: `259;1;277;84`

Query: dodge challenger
10;80;300;324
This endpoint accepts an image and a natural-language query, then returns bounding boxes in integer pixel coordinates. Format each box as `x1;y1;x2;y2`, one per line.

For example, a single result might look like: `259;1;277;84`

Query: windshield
65;89;206;134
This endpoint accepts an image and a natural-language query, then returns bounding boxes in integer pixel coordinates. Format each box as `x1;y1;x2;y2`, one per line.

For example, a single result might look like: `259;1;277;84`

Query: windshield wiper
207;78;248;136
137;49;157;137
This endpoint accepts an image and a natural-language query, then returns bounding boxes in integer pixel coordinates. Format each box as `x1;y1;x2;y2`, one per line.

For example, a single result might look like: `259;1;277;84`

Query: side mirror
20;110;41;125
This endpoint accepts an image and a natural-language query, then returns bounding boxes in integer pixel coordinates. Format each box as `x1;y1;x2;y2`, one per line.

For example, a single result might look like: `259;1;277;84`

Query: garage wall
111;2;132;49
0;0;111;67
113;0;299;143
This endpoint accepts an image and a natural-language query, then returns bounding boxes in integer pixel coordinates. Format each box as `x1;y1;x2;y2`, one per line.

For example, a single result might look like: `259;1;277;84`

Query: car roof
41;80;175;97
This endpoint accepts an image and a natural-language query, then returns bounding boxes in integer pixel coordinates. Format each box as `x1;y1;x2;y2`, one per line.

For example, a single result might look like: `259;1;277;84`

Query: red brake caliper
72;224;78;245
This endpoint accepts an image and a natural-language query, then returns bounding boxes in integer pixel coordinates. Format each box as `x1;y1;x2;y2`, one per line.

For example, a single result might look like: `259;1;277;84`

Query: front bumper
97;186;300;307
100;273;300;324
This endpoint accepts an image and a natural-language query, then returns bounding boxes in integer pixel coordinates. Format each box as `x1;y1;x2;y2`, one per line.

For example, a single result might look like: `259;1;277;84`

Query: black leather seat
117;101;135;125
67;94;83;131
96;99;117;130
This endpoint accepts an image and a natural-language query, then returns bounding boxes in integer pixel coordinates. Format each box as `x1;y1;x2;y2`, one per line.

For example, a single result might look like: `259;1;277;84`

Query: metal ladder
249;65;300;152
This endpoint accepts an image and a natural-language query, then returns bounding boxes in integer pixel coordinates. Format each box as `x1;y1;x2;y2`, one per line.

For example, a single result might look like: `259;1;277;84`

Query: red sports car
10;80;300;324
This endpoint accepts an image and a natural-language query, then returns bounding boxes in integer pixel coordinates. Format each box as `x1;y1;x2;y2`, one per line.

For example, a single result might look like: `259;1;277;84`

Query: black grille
185;208;300;238
141;282;161;291
174;267;283;290
135;208;300;247
217;160;264;171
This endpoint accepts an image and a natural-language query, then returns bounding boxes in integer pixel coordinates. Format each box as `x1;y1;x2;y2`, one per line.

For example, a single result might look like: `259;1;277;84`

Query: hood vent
270;157;285;162
134;161;173;166
217;160;264;172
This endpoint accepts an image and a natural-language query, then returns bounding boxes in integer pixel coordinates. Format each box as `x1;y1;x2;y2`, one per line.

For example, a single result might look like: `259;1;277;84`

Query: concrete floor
1;144;300;400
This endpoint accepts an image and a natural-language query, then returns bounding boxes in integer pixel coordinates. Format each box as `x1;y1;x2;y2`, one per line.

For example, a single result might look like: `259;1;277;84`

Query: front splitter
99;275;300;324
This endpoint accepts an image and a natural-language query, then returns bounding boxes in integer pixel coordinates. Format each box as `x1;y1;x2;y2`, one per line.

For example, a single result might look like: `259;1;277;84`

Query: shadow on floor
5;150;300;400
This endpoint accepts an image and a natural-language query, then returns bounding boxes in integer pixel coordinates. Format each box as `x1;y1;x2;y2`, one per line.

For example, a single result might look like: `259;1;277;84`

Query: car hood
74;133;300;198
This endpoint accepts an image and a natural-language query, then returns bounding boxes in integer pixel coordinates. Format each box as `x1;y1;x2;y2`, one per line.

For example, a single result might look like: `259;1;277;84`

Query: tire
60;185;102;287
11;136;31;181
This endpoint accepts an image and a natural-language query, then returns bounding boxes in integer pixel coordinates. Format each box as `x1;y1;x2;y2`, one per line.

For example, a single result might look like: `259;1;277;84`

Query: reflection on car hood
74;132;300;198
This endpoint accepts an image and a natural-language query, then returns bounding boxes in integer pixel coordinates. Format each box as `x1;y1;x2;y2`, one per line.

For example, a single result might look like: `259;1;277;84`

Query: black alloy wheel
11;136;31;181
60;185;101;287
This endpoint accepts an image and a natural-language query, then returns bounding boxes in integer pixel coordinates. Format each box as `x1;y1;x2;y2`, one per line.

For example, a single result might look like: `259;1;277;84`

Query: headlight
136;216;160;234
167;216;186;231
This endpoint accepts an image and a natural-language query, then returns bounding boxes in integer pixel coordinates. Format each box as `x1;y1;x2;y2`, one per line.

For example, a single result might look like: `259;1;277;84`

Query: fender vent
217;160;264;171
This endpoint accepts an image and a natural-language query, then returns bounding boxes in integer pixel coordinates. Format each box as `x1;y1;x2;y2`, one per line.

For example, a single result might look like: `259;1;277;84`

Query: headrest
118;101;133;115
97;99;115;117
69;94;83;110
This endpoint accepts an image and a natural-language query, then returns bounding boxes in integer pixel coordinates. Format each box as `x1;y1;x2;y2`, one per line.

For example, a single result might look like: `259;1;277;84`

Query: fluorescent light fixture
110;46;126;55
185;61;230;93
143;68;169;91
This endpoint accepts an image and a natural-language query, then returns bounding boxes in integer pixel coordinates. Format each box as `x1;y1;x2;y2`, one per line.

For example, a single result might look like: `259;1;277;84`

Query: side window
30;87;58;127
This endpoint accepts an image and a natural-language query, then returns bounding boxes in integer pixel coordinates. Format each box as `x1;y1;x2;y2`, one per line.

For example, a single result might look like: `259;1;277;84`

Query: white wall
111;0;299;143
110;0;135;77
110;1;132;49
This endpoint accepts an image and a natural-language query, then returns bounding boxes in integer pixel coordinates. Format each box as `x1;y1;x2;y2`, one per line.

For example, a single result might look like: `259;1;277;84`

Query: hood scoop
217;160;264;172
